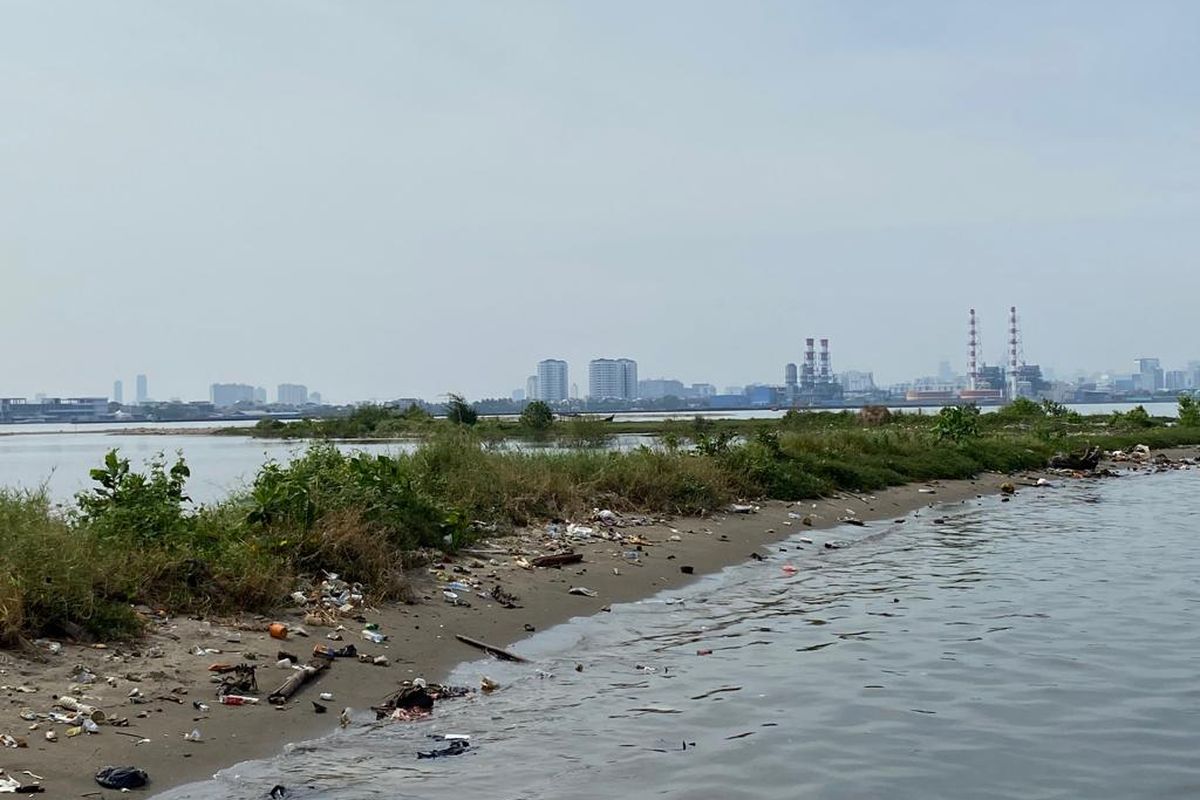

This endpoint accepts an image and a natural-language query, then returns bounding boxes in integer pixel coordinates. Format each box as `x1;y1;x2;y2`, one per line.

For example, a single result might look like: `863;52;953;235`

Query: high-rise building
308;391;322;405
588;358;638;400
135;374;148;404
525;375;538;401
112;380;123;405
1165;370;1190;391
511;389;526;402
254;386;268;404
210;383;255;408
277;384;309;406
536;360;568;402
638;379;686;400
1134;358;1163;392
691;383;717;398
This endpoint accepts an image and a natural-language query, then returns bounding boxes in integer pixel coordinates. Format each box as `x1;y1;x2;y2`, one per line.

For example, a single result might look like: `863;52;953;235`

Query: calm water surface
157;469;1200;799
0;433;654;503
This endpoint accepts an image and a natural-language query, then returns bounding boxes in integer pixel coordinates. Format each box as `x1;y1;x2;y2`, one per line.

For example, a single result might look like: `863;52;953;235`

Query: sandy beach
2;452;1193;798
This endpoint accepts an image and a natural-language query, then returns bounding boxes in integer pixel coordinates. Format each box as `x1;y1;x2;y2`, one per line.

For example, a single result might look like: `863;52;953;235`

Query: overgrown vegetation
4;403;1199;645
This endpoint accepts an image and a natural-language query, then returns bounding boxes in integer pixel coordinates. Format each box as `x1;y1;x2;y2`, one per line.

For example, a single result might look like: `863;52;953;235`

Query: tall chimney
968;309;978;391
803;338;816;387
1008;305;1020;399
819;338;831;382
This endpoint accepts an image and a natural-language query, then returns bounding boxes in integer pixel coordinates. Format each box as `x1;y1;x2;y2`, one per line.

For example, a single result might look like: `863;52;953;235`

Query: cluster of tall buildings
208;382;320;408
111;374;149;406
521;358;712;404
521;358;638;403
110;375;323;409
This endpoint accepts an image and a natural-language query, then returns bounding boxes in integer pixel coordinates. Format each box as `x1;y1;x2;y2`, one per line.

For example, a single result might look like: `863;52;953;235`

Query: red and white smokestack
1008;306;1020;399
1008;306;1019;371
968;308;978;391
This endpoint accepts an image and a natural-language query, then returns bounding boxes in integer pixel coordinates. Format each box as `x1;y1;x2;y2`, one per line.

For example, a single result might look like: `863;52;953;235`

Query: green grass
3;408;1200;644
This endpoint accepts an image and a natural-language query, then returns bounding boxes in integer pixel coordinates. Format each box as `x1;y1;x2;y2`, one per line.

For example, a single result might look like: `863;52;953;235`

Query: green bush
1178;396;1200;428
519;401;554;432
934;405;981;442
76;450;192;545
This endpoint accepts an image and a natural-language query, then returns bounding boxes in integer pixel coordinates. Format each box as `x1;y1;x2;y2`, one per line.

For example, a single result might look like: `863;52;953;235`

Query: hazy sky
3;2;1198;403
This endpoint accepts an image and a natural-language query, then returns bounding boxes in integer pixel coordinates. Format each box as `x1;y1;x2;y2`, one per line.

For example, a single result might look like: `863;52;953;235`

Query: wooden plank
455;634;528;663
531;552;583;568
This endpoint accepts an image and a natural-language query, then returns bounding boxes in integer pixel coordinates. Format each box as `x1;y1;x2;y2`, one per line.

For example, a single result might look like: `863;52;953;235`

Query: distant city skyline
2;340;1198;408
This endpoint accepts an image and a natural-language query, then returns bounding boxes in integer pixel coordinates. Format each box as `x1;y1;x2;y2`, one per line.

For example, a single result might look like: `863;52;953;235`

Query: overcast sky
3;2;1197;403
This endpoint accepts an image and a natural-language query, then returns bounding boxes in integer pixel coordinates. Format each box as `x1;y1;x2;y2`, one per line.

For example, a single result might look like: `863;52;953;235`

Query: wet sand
2;454;1193;798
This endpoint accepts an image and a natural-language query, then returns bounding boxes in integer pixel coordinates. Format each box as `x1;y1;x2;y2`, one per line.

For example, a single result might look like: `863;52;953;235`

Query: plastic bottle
219;694;259;706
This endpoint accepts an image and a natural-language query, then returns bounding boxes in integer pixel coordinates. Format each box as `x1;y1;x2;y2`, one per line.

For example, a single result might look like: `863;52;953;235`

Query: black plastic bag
95;766;149;790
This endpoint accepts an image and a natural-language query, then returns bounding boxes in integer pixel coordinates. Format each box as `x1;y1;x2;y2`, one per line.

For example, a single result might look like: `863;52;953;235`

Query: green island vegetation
3;399;1199;645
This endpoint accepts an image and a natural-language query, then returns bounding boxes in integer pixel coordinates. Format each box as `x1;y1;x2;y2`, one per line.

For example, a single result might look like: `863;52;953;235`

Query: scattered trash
417;740;471;759
183;729;202;743
192;701;209;712
1000;482;1016;495
69;669;97;685
373;656;389;667
313;643;357;659
839;517;865;527
798;537;813;544
219;695;259;706
781;565;797;575
1;734;27;748
312;702;327;714
361;630;387;645
824;540;849;550
216;664;258;696
0;773;42;793
94;766;149;791
728;504;758;514
568;587;598;597
480;677;500;693
697;649;713;656
680;565;694;575
268;623;289;640
44;730;57;742
319;692;334;701
269;786;289;800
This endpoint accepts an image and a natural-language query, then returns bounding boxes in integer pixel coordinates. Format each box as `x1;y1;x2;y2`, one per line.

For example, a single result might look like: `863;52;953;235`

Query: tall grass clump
0;488;142;644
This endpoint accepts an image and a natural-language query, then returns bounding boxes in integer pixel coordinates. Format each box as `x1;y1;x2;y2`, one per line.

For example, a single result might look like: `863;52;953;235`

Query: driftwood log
267;655;331;704
455;634;528;663
531;552;583;568
1048;446;1102;471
